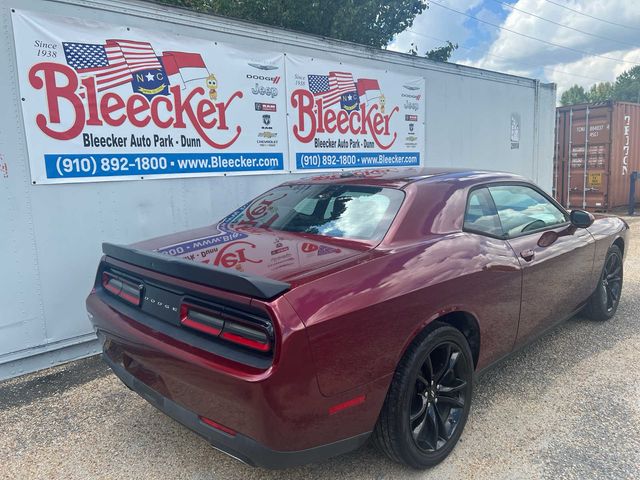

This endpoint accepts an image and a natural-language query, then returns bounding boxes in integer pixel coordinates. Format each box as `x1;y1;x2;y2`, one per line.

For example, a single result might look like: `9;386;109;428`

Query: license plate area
141;283;182;325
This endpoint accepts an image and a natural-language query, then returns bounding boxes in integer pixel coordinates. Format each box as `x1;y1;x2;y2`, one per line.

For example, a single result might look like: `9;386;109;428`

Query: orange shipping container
553;101;640;211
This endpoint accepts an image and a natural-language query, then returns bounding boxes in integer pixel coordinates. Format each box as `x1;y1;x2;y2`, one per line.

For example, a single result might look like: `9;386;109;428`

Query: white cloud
388;0;483;56
543;48;640;93
388;1;640;97
465;0;640;94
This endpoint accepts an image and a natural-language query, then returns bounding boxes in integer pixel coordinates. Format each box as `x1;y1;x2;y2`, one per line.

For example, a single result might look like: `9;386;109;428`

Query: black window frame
462;181;571;240
462;187;504;238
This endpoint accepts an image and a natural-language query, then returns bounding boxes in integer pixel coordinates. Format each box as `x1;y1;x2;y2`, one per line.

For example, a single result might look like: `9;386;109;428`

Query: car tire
373;324;474;469
584;244;623;321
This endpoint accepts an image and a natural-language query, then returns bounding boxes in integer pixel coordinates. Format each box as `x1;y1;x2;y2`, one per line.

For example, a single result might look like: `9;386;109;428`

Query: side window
488;185;567;237
464;188;502;236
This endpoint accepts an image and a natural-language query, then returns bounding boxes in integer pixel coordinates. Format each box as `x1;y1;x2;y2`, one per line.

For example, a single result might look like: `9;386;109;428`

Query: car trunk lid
130;222;372;286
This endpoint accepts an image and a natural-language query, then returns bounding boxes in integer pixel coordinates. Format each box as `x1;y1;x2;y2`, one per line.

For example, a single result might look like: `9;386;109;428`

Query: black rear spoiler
102;243;291;300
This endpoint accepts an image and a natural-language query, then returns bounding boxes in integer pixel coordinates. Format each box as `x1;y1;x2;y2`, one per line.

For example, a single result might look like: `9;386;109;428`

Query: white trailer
0;0;556;379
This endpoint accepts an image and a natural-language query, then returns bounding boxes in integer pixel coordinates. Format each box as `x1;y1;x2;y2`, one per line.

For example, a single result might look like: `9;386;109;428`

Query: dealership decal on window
11;10;425;184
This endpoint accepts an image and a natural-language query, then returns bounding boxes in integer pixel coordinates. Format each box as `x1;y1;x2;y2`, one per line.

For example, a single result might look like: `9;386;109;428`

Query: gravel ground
2;217;639;480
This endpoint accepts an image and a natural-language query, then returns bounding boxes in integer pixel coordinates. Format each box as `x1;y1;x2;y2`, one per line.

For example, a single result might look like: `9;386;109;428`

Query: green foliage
159;0;427;48
408;40;458;62
561;67;640;106
425;41;458;62
588;82;615;103
560;84;588;106
613;66;640;103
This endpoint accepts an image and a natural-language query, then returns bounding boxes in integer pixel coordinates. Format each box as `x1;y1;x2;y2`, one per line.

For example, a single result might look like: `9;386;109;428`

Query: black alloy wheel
601;249;623;314
373;325;474;469
410;342;467;452
584;244;623;321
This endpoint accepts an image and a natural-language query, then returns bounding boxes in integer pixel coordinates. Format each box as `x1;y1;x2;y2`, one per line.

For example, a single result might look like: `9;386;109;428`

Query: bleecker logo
291;71;399;149
29;40;243;148
213;241;262;268
233;191;288;229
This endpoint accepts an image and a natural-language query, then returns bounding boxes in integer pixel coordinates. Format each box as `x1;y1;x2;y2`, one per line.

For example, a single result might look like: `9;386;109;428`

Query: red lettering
28;62;84;140
291;89;316;143
373;112;385;135
349;110;361;132
81;77;102;126
127;94;151;127
213;241;262;268
150;96;173;128
289;89;399;149
369;106;399;149
215;93;240;131
29;62;243;148
337;110;349;134
324;108;336;133
316;97;325;133
172;85;241;148
197;99;217;129
246;192;288;221
100;92;126;126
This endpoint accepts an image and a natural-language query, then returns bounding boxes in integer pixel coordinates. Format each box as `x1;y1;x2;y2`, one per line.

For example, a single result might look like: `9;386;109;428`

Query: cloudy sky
388;0;640;97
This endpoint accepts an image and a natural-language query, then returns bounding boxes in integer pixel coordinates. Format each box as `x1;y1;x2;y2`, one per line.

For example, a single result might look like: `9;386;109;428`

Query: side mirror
570;209;594;228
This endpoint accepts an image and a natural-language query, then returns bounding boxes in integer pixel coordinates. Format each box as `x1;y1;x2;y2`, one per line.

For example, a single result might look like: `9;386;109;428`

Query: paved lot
2;216;639;480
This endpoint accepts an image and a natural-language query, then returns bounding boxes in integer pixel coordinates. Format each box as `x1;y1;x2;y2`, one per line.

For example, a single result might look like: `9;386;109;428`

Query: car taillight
180;304;224;336
180;302;272;352
102;271;143;306
221;323;271;352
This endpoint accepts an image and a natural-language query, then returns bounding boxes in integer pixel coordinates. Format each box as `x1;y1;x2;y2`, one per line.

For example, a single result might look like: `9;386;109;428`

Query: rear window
223;184;404;242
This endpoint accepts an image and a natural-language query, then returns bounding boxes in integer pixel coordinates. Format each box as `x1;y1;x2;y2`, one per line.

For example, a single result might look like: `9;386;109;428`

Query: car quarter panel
284;232;522;397
586;216;630;290
87;270;386;452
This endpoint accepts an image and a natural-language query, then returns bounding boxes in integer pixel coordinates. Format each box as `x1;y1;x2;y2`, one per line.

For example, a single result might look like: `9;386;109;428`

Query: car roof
283;167;529;189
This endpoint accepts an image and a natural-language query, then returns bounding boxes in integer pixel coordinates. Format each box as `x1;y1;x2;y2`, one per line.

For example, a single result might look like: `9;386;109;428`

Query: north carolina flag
357;78;381;104
160;51;209;89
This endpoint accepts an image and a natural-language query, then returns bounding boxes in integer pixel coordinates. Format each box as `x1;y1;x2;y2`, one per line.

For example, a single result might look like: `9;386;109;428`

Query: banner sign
11;11;425;184
285;55;425;171
11;10;287;184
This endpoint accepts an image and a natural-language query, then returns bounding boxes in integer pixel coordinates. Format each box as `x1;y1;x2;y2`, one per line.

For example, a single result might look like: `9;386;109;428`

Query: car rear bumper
103;353;370;468
87;291;385;467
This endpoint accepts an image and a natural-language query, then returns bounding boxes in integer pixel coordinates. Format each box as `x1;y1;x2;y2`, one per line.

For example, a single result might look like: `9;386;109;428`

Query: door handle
520;249;535;262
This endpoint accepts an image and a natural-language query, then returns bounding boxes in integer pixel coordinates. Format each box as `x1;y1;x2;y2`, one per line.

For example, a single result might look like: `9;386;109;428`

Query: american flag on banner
308;72;357;108
63;39;163;93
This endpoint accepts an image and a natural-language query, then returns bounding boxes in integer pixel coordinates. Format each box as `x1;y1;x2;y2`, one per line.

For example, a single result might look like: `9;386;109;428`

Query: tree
425;41;458;62
588;82;614;103
409;41;458;62
161;0;428;48
560;84;588;106
613;66;640;103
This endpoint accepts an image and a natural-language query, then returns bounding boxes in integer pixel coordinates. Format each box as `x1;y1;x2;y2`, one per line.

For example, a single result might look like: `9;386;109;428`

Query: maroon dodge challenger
87;168;628;469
